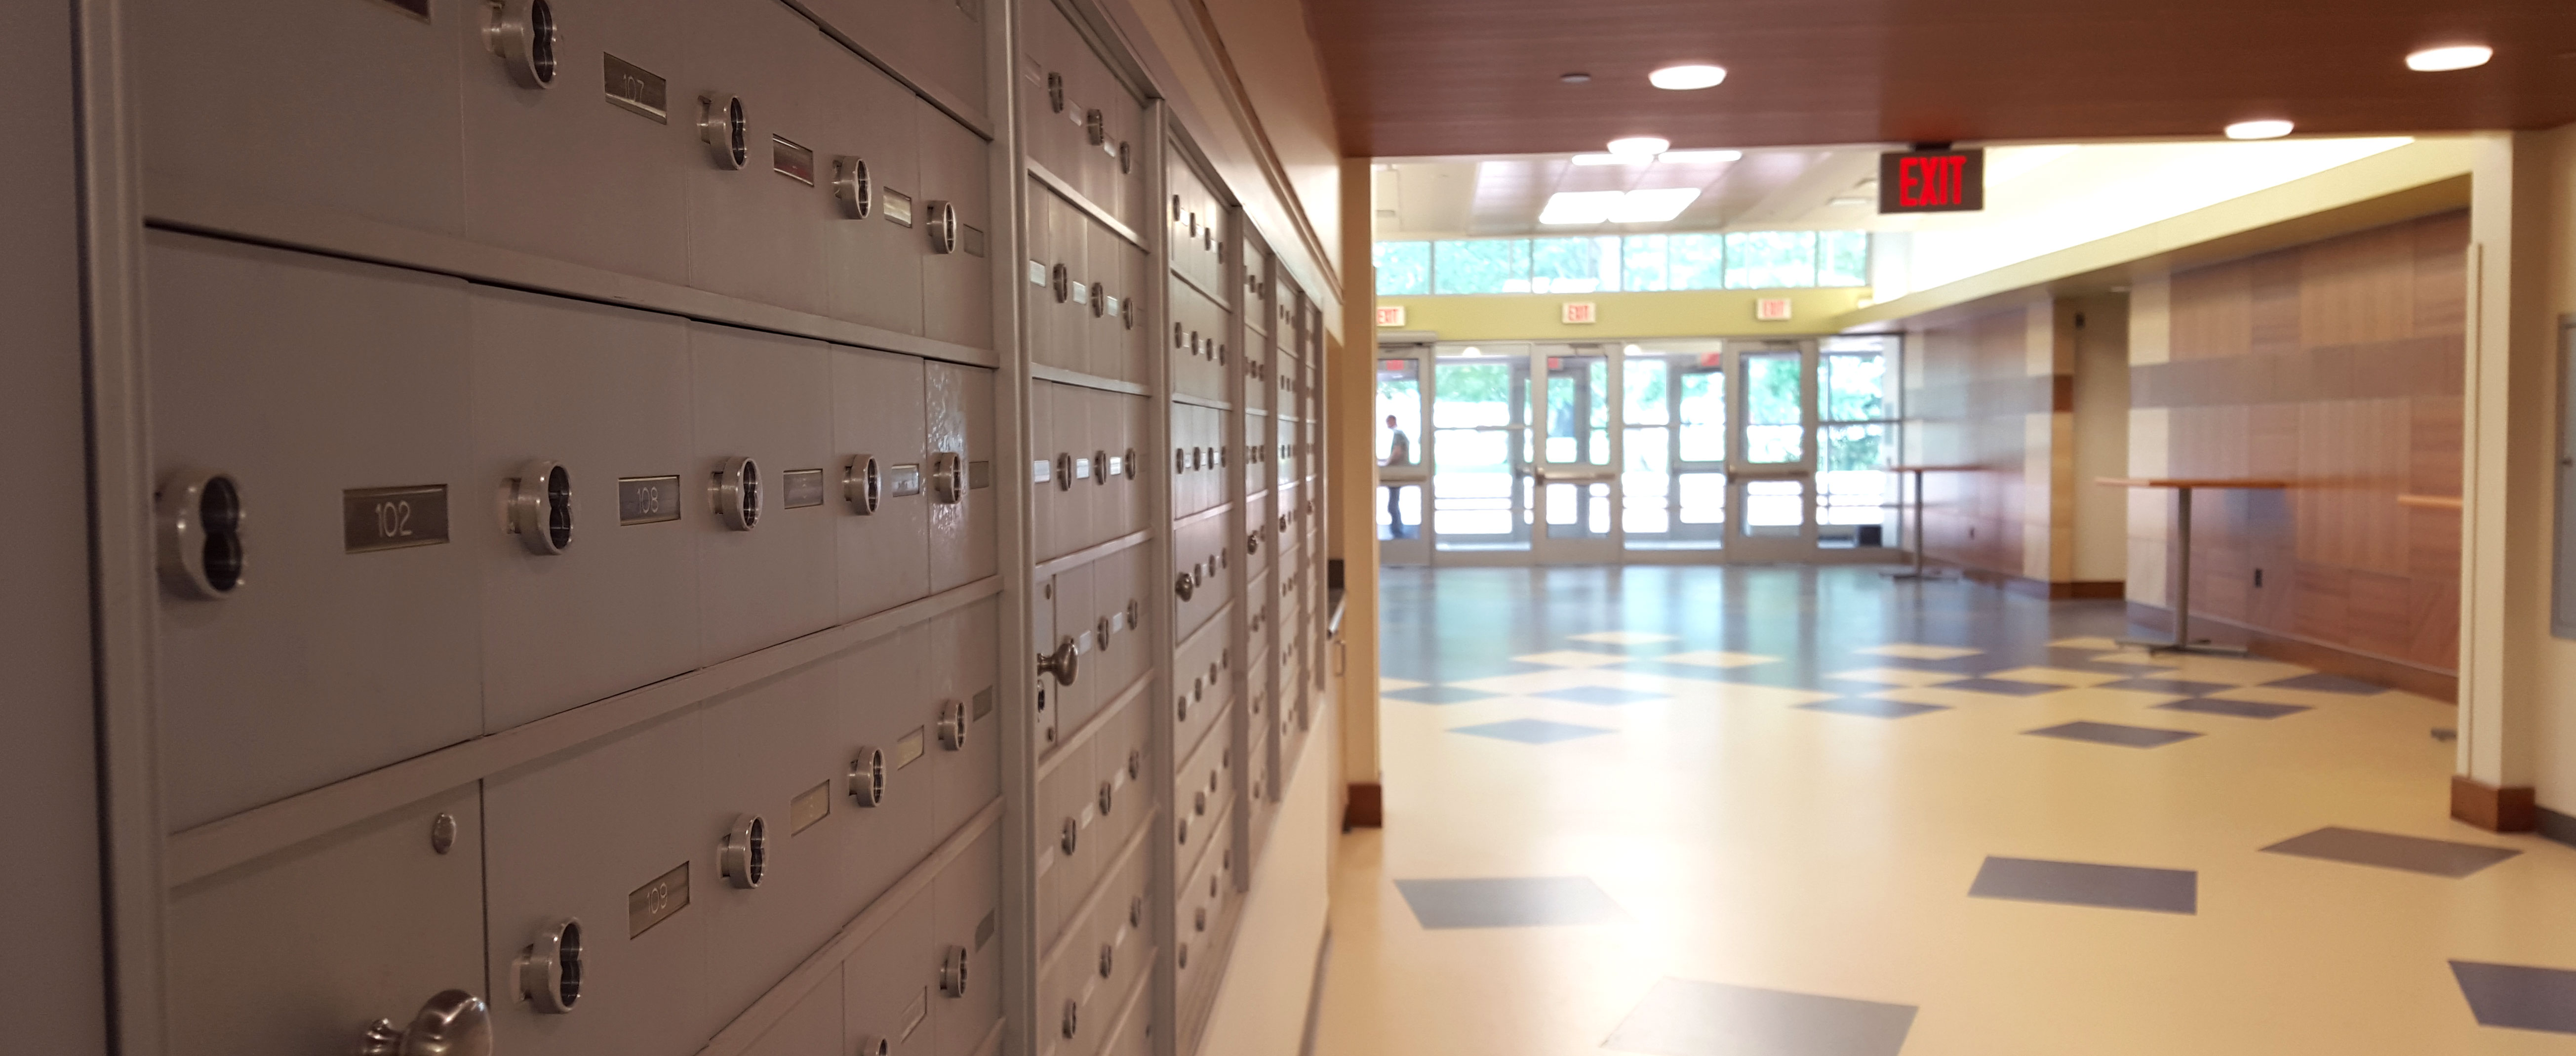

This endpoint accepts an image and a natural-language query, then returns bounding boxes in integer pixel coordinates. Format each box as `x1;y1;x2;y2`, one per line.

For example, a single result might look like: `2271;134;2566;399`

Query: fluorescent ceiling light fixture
2407;44;2493;71
1540;188;1701;224
2224;119;2294;140
1570;153;1638;166
1828;195;1870;206
1657;150;1743;164
1607;136;1670;157
1609;187;1701;222
1648;64;1728;90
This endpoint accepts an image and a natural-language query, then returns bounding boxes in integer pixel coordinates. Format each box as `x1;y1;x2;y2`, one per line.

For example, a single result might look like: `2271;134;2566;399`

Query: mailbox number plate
883;190;915;228
781;468;827;508
603;53;669;123
618;476;684;525
885;463;924;497
343;486;449;553
628;861;691;938
790;780;832;834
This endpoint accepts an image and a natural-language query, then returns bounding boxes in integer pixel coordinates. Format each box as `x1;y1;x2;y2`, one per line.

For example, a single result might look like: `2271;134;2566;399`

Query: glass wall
1816;335;1900;548
1377;231;1869;296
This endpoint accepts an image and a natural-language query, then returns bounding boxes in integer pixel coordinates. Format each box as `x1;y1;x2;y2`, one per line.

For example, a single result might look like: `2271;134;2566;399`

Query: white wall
1197;689;1336;1056
2070;295;2132;584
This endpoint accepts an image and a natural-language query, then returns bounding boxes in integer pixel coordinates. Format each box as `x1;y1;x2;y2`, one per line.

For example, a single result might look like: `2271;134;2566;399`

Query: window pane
1433;239;1530;295
1374;242;1430;296
1677;472;1728;525
1624;357;1669;426
1432;362;1515;427
1678;367;1725;462
1743;351;1803;463
1820;353;1886;422
1530;237;1620;293
1377;359;1422;464
1621;235;1670;291
1377;484;1423;540
1819;425;1892;532
1819;231;1869;287
1668;234;1727;290
1622;427;1671;534
1725;231;1818;289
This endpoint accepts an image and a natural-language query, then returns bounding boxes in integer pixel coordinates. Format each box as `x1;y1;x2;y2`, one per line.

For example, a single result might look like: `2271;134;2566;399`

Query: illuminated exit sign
1878;147;1985;213
1377;305;1406;326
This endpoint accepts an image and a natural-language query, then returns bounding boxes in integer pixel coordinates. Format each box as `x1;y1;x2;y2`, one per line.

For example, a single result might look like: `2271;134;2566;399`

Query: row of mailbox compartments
1019;0;1150;234
1171;802;1245;1052
168;626;1003;1056
139;0;992;344
145;232;999;830
1035;823;1156;1056
1165;153;1231;307
1033;683;1154;949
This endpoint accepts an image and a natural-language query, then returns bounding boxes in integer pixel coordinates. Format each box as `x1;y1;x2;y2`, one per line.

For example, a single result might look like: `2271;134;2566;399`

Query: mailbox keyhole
553;921;583;1009
199;477;245;593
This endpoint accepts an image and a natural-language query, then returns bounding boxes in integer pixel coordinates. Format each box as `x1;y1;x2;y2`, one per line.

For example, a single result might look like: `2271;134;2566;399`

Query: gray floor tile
2101;677;2237;696
1383;685;1506;705
2023;720;2204;748
2452;961;2576;1034
1968;855;2198;914
2262;672;2385;694
1536;685;1670;706
1933;677;2065;697
2155;697;2311;719
1392;876;1623;929
2261;826;2521;878
1798;698;1950;720
1603;977;1918;1056
1448;718;1613;745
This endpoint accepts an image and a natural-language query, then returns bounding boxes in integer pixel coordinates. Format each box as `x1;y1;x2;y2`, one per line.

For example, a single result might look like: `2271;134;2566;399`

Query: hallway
1317;567;2573;1054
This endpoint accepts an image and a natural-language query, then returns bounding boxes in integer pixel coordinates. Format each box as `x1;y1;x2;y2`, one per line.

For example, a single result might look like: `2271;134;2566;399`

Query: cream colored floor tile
1569;631;1681;646
1448;669;1632;694
1867;685;2067;708
1856;643;1984;660
1510;650;1634;668
2207;684;2393;708
1657;650;1782;669
2049;635;2126;650
1979;665;2132;688
1822;666;1968;688
2087;650;2186;668
1380;677;1428;692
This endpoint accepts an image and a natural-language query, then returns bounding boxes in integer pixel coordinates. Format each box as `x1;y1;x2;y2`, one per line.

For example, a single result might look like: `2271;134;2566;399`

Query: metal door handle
358;990;492;1056
1038;636;1079;686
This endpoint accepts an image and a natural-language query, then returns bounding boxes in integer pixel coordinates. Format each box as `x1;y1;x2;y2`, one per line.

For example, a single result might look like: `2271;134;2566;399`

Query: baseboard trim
1296;928;1334;1056
1343;782;1382;829
1945;565;2123;600
2538;807;2576;850
2124;602;2458;702
2451;775;2536;832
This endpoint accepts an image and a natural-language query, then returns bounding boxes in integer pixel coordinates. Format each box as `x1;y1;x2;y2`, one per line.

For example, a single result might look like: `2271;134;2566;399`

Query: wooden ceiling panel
1309;0;2576;157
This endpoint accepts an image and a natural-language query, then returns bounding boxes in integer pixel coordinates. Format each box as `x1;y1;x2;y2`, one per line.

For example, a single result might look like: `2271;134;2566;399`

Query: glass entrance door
1532;346;1617;562
1375;349;1430;564
1428;345;1531;554
1730;342;1817;558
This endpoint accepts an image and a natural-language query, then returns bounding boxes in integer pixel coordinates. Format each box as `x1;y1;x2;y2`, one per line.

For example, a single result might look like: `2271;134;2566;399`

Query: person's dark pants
1386;485;1409;539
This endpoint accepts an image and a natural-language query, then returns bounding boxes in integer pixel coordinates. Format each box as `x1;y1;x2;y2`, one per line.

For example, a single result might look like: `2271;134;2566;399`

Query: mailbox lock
857;1037;890;1056
156;469;245;599
1175;573;1194;601
1177;943;1189;970
1038;636;1079;687
1090;284;1107;319
926;201;959;255
1123;448;1138;480
1128;749;1142;780
929;452;964;505
1192;789;1206;816
849;746;887;808
1194;907;1207;933
1246;532;1259;555
1054;452;1074;492
938;699;969;751
1084;108;1106;146
430;813;458;855
700;93;749;170
1062;998;1079;1039
940;945;969;998
1176;816;1189;845
358;990;491;1056
1046;71;1065;113
485;0;558;89
1060;816;1079;855
1050;263;1070;304
508;459;575;555
713;456;760;531
1129;895;1146;928
719;814;766;890
1098;779;1114;816
1175;693;1188;723
516;918;583;1015
1099;942;1115;978
1096;614;1113;650
1125;599;1140;629
843;454;881;515
1118;141;1131;174
1092;449;1110;487
832;157;873;219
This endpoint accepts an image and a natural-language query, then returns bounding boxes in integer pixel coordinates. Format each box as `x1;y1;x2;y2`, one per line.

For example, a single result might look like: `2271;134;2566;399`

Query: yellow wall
1375;287;1872;343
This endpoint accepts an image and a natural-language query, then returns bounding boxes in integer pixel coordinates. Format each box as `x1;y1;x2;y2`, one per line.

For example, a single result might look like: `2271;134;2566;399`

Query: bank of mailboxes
1036;816;1152;1056
1243;487;1274;580
1030;381;1147;560
1033;547;1149;749
1170;513;1233;642
1168;281;1230;403
1171;609;1234;773
134;0;990;343
1166;156;1227;303
1034;688;1150;947
1027;185;1150;384
1169;403;1229;518
1172;793;1237;1044
147;231;995;829
799;0;991;127
1020;0;1148;230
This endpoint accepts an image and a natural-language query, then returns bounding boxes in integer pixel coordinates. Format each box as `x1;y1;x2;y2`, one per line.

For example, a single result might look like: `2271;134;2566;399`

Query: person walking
1381;414;1413;538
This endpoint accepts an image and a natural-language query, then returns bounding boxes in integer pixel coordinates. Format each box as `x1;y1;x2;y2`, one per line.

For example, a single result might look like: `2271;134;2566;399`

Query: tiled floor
1313;566;2576;1055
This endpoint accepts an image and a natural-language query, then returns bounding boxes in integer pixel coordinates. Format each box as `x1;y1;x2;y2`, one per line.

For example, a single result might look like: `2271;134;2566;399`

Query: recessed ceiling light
1648;64;1727;90
1570;153;1638;166
1607;136;1670;157
1657;150;1743;164
1608;188;1701;223
1828;196;1869;207
1541;191;1625;225
1561;72;1593;83
2407;44;2493;71
2224;119;2294;140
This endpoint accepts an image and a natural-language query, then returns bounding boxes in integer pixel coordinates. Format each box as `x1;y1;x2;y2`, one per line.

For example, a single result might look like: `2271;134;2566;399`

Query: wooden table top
2096;477;2291;490
2397;493;2464;510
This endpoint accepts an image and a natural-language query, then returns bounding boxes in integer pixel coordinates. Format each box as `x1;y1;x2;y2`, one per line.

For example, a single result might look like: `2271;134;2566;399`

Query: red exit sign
1878;148;1985;213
